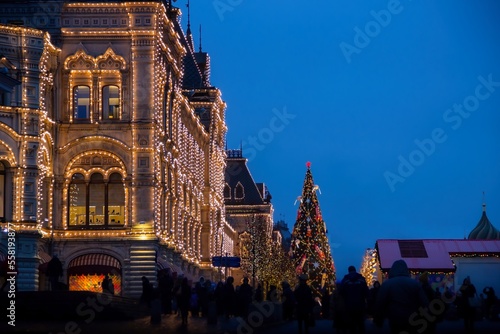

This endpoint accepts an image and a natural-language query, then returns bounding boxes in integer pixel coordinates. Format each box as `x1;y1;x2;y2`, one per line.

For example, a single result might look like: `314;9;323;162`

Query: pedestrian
222;276;236;318
456;276;478;334
214;281;225;316
339;265;369;333
239;277;253;318
367;281;380;317
178;277;192;326
255;283;264;303
331;281;348;333
321;285;331;319
47;255;63;291
101;273;110;293
107;276;115;295
158;269;174;314
419;272;438;333
374;259;429;334
294;274;314;334
141;276;153;307
282;281;295;321
483;286;497;319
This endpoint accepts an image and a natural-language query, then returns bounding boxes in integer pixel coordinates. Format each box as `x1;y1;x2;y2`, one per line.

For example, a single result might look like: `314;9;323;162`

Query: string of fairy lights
4;1;232;280
291;163;336;296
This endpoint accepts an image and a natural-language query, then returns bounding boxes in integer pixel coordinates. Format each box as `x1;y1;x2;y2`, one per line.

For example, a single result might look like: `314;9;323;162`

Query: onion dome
468;203;500;240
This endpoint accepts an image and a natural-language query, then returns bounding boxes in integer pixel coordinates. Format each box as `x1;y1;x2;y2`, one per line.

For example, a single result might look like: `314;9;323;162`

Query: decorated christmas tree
290;162;336;297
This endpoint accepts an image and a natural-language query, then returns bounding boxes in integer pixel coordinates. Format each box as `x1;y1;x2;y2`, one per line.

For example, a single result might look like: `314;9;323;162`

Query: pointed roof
224;149;269;205
468;204;500;240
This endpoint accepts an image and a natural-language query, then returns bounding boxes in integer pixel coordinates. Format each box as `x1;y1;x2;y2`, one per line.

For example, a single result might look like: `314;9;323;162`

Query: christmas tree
291;162;336;297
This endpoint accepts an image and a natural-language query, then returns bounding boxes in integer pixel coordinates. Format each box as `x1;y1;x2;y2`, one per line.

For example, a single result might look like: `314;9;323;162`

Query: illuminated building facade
0;1;231;297
224;149;274;284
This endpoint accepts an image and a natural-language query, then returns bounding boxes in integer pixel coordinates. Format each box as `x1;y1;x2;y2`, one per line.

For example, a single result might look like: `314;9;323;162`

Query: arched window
235;182;244;200
223;184;231;199
68;172;125;229
73;85;90;119
102;85;120;120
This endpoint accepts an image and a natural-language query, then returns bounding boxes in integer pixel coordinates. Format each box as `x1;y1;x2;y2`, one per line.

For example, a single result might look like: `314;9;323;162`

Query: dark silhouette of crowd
135;264;499;333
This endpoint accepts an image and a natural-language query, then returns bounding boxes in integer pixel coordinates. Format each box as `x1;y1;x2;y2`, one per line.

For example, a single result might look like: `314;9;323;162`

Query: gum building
0;0;234;297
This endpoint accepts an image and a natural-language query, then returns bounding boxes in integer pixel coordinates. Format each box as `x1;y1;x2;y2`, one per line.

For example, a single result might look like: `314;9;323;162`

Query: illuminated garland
291;162;336;297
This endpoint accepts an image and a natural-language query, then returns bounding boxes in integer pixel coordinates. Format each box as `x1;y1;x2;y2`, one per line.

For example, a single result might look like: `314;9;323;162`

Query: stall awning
68;253;121;275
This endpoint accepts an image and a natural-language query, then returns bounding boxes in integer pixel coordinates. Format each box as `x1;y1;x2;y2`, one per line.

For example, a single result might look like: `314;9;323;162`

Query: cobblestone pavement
2;314;500;333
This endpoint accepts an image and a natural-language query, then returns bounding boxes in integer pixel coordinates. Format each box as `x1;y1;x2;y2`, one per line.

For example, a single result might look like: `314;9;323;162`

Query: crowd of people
133;261;498;333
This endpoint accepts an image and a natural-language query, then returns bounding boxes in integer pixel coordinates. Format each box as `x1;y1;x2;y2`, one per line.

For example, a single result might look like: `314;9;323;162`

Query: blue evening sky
187;0;500;276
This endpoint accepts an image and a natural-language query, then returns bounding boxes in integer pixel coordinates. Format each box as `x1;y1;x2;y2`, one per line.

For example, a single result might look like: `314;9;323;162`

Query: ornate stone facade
0;1;231;297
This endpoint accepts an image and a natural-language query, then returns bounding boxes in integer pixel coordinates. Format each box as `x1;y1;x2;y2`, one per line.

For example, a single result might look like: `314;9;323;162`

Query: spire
185;0;194;51
199;24;203;53
482;191;486;212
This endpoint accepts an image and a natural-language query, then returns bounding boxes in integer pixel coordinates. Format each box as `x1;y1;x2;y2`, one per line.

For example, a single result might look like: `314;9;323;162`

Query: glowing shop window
69;273;121;295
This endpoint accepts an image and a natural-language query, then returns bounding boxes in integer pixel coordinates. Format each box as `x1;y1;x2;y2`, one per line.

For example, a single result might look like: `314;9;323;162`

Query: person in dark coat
282;281;295;321
255;283;264;303
158;269;174;314
456;276;477;334
141;276;153;307
321;286;331;319
331;282;348;333
367;281;380;317
374;260;429;334
214;281;225;316
294;274;314;334
178;277;192;326
47;255;63;291
339;265;369;333
101;274;110;293
419;272;438;333
238;277;253;317
222;276;236;318
483;286;497;320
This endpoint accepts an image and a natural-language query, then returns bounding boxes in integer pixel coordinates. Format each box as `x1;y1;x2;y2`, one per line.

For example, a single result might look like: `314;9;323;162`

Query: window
68;172;125;229
27;86;36;96
102;85;120;120
398;240;428;258
235;182;244;199
73;86;90;120
89;173;104;226
224;184;231;199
